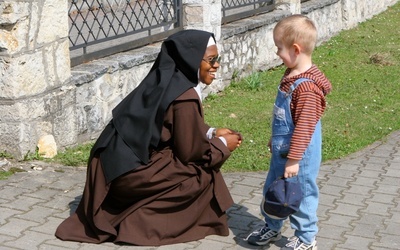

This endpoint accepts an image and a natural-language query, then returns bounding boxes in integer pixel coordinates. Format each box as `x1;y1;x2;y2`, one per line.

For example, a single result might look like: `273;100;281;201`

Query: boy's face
273;33;297;69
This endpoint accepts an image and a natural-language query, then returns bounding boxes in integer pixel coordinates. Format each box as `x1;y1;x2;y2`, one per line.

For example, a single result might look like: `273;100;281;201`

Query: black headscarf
90;29;215;182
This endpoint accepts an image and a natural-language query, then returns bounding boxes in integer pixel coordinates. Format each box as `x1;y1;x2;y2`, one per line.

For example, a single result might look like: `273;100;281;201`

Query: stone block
37;0;68;44
0;122;23;156
0;51;47;99
53;105;77;147
0;2;30;53
185;6;204;24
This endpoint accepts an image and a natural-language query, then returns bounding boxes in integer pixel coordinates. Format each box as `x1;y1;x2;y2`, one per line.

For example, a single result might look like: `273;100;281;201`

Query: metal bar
70;27;182;66
222;3;274;24
70;18;178;51
221;0;275;24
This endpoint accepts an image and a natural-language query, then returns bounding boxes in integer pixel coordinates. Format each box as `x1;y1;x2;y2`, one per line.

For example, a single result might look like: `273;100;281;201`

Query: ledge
221;9;289;39
302;0;340;14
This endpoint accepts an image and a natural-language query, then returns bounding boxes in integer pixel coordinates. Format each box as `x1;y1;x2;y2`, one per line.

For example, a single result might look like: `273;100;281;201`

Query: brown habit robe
55;88;234;246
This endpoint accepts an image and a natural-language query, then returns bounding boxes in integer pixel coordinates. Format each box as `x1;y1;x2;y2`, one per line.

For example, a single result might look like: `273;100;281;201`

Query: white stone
37;134;57;158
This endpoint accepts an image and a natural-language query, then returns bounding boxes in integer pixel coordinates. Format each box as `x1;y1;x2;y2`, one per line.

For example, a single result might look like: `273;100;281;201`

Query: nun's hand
222;133;242;152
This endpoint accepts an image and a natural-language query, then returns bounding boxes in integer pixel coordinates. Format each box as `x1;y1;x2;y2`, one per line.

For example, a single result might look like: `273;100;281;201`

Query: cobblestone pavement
0;131;399;250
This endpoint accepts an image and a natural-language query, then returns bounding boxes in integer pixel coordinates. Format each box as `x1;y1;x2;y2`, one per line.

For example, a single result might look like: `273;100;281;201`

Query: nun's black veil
90;30;215;182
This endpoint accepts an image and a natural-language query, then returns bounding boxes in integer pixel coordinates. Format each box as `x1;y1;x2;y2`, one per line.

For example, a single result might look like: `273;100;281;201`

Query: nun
55;29;243;246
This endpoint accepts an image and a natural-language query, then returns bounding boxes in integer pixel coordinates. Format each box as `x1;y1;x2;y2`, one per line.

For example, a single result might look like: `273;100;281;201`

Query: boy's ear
293;43;301;54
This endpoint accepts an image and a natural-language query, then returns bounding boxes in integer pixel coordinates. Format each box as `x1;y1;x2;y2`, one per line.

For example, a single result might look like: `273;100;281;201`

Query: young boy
245;15;332;250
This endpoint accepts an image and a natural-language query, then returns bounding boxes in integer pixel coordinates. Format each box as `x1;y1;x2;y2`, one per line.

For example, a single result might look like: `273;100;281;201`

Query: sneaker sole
250;234;282;246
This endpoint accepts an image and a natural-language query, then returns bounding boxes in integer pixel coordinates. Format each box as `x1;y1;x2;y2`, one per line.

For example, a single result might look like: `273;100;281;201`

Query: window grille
69;0;182;66
222;0;275;24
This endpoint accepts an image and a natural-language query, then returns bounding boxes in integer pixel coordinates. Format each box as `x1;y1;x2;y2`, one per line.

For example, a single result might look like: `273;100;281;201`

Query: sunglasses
202;55;221;66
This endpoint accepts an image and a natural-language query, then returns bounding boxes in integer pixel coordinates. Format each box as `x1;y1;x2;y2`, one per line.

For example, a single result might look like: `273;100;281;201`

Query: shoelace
285;236;315;250
286;236;300;248
244;227;269;241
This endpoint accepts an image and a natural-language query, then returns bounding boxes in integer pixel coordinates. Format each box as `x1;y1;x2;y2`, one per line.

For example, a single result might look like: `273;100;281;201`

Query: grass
204;3;400;171
1;3;399;176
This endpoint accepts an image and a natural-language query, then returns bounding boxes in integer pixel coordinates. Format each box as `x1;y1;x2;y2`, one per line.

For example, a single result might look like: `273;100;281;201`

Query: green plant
0;151;13;158
0;171;13;180
49;142;94;166
0;167;25;180
244;71;263;90
23;147;44;161
231;69;240;81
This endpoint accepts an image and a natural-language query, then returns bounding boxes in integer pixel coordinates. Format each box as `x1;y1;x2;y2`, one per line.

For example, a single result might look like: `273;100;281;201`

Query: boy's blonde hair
273;14;317;55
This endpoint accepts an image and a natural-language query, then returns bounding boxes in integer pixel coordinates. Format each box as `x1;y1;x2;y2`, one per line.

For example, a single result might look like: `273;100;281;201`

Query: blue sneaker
281;236;317;250
245;225;282;246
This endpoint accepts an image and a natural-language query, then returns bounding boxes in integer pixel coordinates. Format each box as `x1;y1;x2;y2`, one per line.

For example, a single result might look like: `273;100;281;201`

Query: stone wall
0;0;71;158
0;0;398;159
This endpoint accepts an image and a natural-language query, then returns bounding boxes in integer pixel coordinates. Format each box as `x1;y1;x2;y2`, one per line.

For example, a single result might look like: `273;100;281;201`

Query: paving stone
351;175;379;188
0;234;16;246
0;130;399;250
367;193;396;204
344;184;375;195
42;238;83;249
319;184;344;197
16;204;63;224
319;192;339;207
371;233;400;250
334;192;370;206
360;202;393;216
372;183;400;195
0;206;24;224
318;203;334;219
31;216;65;235
358;168;386;178
231;175;265;187
317;223;350;240
384;167;400;177
1;195;44;212
23;188;61;200
3;230;54;249
335;162;361;171
0;218;39;237
321;213;354;229
229;183;260;196
330;168;357;179
325;176;352;188
329;202;364;218
0;185;29;200
337;234;376;249
347;223;380;238
356;213;386;225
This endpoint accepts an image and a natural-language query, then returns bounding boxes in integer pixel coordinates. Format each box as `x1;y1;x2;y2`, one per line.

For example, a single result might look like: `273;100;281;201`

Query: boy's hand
284;158;300;178
267;138;272;152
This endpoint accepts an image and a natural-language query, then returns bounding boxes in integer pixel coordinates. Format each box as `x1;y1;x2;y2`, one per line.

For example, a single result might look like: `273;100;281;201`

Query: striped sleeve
287;83;325;160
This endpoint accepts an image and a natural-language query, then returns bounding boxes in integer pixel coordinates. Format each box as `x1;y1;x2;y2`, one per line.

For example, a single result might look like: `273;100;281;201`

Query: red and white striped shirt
279;65;332;160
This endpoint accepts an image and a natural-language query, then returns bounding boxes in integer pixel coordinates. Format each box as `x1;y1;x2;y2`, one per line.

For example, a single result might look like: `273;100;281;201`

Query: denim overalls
262;78;322;244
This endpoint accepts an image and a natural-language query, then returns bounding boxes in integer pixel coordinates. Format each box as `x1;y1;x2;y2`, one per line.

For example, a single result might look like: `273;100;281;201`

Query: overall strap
286;78;314;97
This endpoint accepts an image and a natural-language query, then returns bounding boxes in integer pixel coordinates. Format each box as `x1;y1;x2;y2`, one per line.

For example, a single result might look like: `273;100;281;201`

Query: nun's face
199;45;220;85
